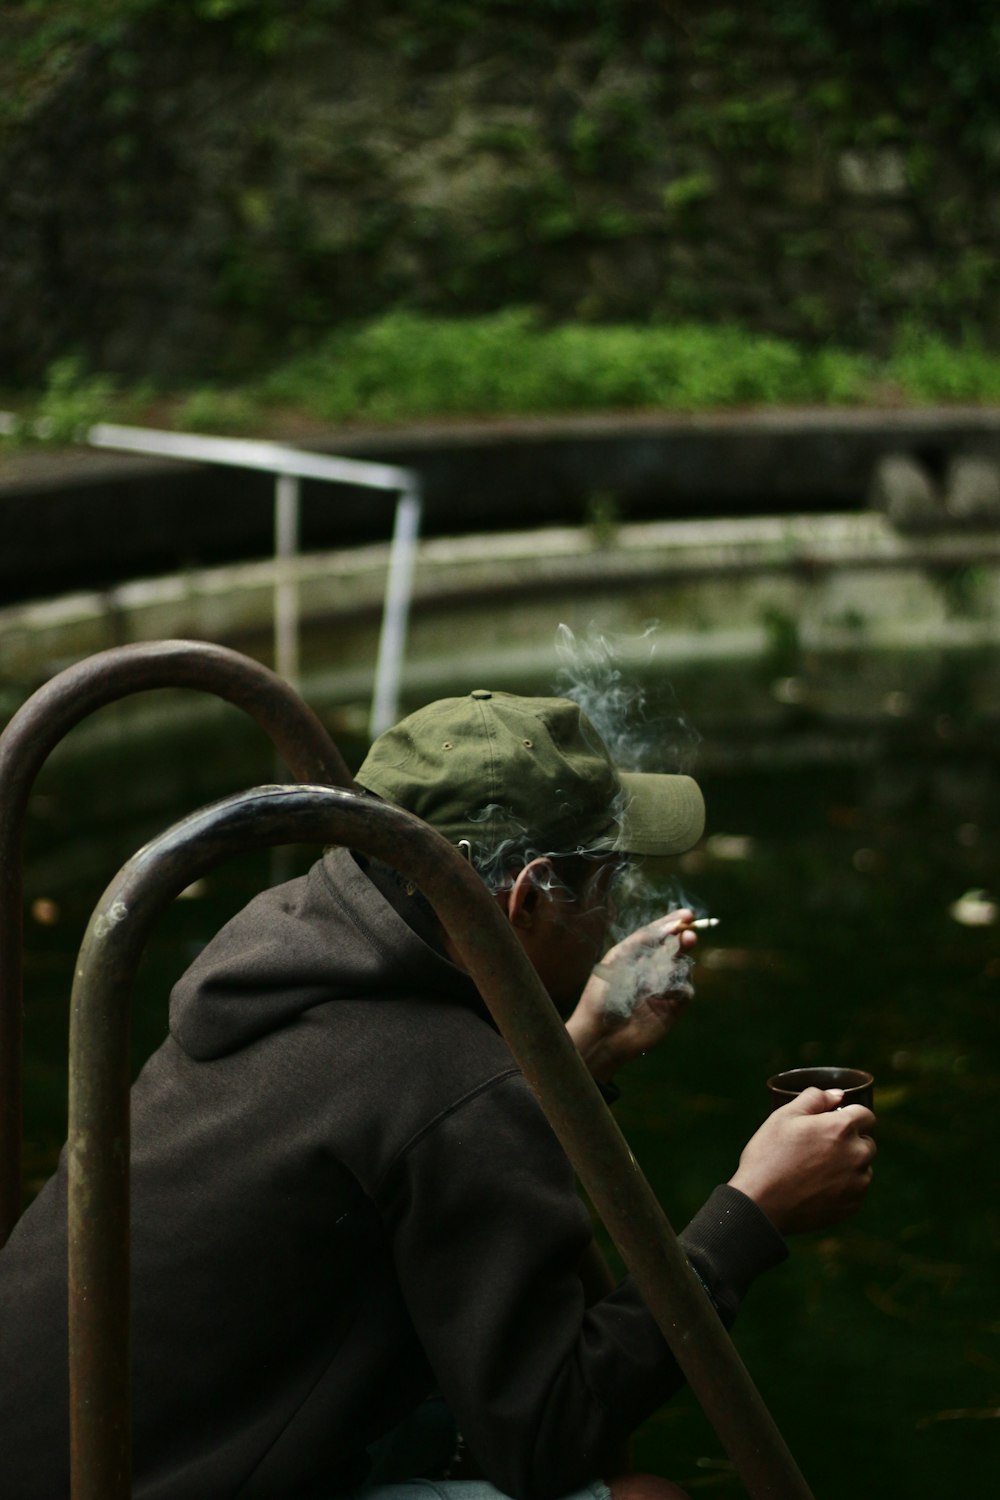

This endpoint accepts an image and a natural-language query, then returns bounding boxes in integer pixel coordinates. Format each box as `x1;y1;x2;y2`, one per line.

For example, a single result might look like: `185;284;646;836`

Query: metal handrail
0;640;353;1247
68;783;815;1500
87;425;422;735
0;416;423;734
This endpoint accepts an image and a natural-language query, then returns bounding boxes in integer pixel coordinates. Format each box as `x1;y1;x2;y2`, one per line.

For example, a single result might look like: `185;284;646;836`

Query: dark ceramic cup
767;1066;874;1113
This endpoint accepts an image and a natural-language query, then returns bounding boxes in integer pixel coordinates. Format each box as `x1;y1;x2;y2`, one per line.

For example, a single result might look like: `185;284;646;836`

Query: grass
260;310;878;422
4;314;1000;442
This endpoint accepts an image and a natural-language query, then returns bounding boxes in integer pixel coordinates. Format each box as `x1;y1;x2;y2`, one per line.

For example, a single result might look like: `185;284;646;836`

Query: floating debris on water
704;833;754;862
948;889;998;927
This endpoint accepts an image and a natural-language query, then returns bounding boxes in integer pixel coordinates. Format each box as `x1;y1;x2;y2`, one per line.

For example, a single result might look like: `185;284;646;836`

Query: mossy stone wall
2;1;998;382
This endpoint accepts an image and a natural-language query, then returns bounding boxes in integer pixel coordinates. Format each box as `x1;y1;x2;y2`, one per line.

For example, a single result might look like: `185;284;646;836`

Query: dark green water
16;691;1000;1497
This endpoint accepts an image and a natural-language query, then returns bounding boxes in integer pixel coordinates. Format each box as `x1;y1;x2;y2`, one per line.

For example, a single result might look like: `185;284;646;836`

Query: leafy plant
12;357;118;444
887;326;1000;402
584;491;622;548
661;172;716;212
259;310;1000;424
175;388;264;434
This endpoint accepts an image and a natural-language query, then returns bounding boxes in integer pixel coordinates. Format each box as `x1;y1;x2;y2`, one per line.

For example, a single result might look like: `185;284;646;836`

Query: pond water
14;669;1000;1499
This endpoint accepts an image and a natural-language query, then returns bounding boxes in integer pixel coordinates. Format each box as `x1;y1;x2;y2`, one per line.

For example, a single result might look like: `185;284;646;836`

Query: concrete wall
4;512;998;746
4;407;1000;603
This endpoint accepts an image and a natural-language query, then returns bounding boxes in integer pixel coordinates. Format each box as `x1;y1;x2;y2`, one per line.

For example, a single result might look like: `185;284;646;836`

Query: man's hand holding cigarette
566;908;702;1083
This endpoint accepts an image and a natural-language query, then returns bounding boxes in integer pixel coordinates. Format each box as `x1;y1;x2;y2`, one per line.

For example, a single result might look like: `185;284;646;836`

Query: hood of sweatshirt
170;846;479;1061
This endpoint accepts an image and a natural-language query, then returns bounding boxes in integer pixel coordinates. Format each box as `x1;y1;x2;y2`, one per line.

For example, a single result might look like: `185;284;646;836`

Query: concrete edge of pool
3;509;999;774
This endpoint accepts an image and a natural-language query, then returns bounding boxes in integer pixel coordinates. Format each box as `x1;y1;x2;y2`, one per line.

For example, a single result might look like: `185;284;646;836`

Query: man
0;690;875;1500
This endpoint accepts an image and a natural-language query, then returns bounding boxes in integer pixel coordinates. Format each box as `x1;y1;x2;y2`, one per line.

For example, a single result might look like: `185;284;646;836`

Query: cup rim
767;1065;874;1097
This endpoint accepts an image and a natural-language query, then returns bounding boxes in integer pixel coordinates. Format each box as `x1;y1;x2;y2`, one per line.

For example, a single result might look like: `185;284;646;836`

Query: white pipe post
370;484;422;738
274;473;301;690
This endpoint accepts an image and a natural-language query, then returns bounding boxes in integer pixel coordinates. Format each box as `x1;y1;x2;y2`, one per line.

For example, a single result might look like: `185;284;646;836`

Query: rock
837;148;908;198
944;452;1000;523
868;452;943;530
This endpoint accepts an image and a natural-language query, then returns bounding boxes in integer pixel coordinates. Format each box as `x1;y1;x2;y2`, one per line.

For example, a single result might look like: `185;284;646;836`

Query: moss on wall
2;0;999;382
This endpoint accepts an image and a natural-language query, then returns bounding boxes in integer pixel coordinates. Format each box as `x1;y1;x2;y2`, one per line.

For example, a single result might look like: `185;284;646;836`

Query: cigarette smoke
453;624;709;1024
554;622;706;1020
599;932;694;1023
464;802;612;898
553;622;701;773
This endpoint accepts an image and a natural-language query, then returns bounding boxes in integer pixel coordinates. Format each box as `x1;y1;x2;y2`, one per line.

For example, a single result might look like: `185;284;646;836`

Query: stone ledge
3;511;998;697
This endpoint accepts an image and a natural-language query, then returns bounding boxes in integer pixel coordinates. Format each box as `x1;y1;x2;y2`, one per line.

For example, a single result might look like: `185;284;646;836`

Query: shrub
261;311;878;422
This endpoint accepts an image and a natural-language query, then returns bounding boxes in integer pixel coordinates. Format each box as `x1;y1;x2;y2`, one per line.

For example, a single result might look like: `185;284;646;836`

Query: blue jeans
356;1483;613;1500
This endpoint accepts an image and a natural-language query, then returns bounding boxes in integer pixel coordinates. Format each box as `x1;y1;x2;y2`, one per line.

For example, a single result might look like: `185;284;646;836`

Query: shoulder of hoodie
169;844;495;1059
166;842;531;1132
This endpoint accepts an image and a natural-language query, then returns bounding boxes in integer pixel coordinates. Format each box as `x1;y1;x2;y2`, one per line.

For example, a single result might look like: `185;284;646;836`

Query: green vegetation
253;313;1000;422
261;311;873;420
4;1;1000;380
0;321;988;435
2;357;120;443
5;315;1000;440
888;325;1000;403
175;387;267;435
583;491;622;548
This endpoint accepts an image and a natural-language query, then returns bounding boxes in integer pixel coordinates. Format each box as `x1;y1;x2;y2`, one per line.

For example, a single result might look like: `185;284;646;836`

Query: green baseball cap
355;689;704;859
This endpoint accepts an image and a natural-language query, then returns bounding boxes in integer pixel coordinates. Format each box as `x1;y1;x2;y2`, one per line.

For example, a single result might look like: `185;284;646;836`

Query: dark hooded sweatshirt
0;847;786;1500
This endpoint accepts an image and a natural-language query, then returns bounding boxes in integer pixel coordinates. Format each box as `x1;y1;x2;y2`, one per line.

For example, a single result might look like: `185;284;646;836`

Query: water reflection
623;750;998;1495
16;695;1000;1499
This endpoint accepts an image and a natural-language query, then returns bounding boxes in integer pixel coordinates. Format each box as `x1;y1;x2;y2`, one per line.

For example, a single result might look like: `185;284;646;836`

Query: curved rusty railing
0;640;353;1246
68;783;815;1500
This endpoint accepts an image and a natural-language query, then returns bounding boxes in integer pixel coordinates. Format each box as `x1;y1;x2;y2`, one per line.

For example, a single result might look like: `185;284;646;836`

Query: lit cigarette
690;916;720;930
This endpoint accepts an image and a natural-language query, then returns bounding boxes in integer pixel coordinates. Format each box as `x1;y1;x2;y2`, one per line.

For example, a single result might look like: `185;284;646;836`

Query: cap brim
614;772;705;856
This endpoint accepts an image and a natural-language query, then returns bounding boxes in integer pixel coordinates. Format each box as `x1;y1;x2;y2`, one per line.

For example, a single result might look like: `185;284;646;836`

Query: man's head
355;690;705;1009
355;688;705;882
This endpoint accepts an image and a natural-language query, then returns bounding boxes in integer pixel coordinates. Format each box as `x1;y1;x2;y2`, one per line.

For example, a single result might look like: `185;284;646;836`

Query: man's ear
505;859;552;929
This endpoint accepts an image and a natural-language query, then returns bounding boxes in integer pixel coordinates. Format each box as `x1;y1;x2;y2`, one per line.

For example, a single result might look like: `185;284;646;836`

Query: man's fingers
600;910;696;967
831;1105;878;1185
779;1091;878;1134
781;1086;843;1115
632;914;692;948
661;907;695;928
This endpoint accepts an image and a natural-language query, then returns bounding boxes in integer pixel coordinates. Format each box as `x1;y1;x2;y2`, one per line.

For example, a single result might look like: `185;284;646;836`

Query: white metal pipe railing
1;416;423;735
371;484;423;738
88;423;413;495
274;473;302;691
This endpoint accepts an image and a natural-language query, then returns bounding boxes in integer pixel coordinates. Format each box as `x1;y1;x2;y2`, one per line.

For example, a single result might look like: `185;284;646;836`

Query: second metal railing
0;639;352;1246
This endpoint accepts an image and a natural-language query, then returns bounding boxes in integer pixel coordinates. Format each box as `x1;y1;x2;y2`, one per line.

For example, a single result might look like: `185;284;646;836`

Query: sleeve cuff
679;1184;788;1325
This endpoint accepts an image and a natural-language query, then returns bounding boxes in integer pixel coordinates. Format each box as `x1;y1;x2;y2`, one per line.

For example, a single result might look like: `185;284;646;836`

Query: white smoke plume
464;803;615;899
553;622;707;1021
598;930;694;1023
553;622;701;773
